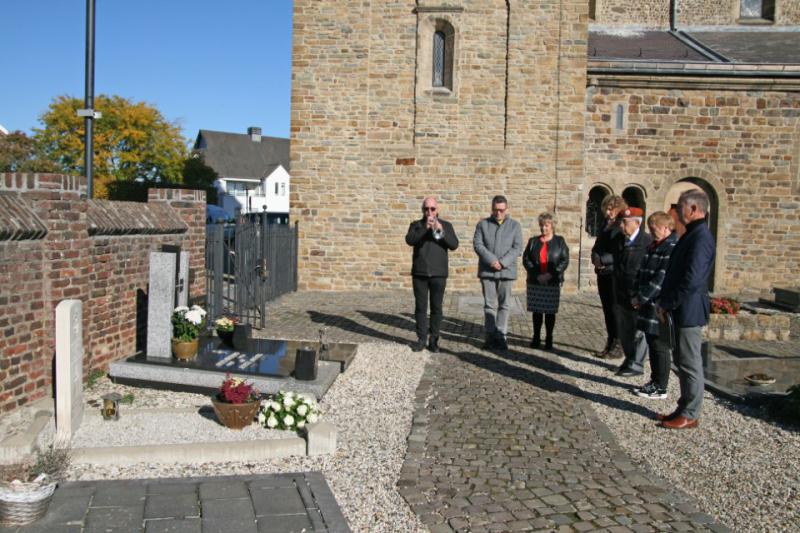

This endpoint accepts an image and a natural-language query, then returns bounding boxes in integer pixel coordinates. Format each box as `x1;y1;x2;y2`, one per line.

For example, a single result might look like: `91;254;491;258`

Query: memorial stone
146;251;177;359
55;299;84;442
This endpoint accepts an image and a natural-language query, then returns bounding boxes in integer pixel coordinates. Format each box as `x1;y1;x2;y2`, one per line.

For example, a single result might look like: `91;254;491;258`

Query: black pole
84;0;96;198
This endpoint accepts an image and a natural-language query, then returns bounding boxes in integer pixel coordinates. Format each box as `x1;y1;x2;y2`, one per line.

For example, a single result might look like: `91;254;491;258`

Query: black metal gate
205;217;298;329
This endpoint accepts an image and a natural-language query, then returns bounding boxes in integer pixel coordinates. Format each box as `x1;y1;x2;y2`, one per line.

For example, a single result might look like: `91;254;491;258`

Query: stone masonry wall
291;0;588;292
0;174;205;414
584;84;800;293
593;0;800;27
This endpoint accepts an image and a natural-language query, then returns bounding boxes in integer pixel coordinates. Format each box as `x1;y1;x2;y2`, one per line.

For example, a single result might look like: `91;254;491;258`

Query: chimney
247;126;262;143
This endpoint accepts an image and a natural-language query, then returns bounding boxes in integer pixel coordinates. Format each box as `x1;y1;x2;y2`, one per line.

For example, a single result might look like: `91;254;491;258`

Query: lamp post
77;0;100;199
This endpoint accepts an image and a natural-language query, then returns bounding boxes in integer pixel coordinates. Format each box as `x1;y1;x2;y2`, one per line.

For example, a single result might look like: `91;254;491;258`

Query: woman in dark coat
523;213;569;350
631;211;678;398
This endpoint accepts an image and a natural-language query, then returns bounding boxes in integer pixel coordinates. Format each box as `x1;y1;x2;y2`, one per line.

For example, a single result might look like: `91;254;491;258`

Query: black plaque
232;323;251;350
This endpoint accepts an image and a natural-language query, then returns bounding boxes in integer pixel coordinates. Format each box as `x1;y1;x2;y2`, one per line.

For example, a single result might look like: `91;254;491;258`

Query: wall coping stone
0;192;48;241
87;199;187;235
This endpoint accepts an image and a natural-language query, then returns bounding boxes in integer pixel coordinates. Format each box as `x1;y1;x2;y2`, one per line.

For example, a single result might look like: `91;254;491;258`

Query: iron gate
205;217;298;329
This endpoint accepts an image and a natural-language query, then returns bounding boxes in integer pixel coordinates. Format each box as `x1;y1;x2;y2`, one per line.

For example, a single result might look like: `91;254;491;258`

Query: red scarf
538;237;549;274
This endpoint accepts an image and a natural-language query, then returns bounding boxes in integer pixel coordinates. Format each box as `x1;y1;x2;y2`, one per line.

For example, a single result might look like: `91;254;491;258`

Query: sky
0;0;293;144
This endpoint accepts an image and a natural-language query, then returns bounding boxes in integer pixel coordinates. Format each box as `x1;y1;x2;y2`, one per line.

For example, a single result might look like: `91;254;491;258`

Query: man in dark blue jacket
656;189;716;429
406;196;459;352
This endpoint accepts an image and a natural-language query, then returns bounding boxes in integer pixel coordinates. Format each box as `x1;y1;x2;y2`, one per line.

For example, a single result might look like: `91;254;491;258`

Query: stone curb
0;398;53;463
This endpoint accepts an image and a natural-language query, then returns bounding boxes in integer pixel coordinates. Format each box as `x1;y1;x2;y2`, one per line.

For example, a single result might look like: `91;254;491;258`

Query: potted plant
214;316;236;347
211;374;261;430
171;305;206;360
0;446;70;526
258;390;320;432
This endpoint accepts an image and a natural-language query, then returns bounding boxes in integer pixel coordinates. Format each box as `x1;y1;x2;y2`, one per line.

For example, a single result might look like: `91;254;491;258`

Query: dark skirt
526;283;561;314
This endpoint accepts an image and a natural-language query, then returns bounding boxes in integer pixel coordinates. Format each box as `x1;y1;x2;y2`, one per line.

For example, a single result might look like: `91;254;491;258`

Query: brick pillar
148;188;207;300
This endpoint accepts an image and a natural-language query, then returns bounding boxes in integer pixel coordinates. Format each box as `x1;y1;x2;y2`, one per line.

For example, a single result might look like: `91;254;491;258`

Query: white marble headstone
55;299;83;442
146;251;177;359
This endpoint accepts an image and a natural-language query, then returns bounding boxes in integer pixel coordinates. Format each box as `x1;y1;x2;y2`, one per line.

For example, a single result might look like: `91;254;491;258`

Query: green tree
182;155;219;204
0;130;60;172
34;95;187;198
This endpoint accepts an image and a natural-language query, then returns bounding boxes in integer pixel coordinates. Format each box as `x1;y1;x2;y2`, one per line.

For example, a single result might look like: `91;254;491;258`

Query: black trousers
646;324;672;389
412;276;447;341
596;274;617;347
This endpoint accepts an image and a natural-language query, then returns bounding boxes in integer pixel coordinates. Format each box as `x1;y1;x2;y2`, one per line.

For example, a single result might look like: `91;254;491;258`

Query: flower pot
211;397;260;430
172;338;199;360
0;476;57;526
217;329;234;347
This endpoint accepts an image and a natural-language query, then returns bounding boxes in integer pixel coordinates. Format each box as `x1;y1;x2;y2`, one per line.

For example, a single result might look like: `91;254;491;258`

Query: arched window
585;185;610;237
433;31;446;87
622;185;647;219
615;104;625;131
431;20;454;91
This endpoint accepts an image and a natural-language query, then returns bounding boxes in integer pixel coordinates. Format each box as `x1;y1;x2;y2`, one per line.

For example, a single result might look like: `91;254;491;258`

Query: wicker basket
0;474;57;526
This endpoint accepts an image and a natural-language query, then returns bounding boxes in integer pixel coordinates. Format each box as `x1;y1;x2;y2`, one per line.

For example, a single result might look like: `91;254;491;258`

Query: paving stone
84;504;145;532
144;518;202;533
201;498;255;522
92;483;147;507
198;481;250;500
250;487;306;517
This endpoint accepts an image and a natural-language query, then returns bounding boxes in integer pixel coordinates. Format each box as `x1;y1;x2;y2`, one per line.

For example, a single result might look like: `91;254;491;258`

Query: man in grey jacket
473;195;523;350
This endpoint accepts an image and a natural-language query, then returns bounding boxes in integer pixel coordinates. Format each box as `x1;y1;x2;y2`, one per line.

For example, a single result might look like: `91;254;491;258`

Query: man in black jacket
613;207;652;377
405;197;459;352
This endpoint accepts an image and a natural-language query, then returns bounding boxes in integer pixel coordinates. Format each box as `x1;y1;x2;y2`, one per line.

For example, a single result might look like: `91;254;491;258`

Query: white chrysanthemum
297;420;305;429
266;415;278;428
185;309;203;325
191;305;207;316
283;414;295;427
174;306;189;313
297;404;308;417
307;413;318;424
282;396;295;408
270;400;281;412
257;411;266;424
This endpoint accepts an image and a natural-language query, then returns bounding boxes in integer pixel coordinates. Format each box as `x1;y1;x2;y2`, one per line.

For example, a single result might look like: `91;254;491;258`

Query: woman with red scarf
522;213;569;350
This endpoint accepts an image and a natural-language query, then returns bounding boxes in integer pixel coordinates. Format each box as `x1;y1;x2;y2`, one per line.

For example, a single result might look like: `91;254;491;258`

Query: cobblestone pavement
256;291;758;532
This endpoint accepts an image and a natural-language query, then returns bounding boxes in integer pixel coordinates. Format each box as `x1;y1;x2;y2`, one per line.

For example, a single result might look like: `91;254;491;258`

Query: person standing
612;207;652;377
473;195;523;350
522;213;569;350
631;212;678;399
405;196;459;352
591;195;627;358
656;189;716;429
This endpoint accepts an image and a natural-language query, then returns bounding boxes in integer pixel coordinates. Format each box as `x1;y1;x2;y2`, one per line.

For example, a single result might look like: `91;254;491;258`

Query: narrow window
589;0;596;21
741;0;775;20
275;182;279;195
433;31;446;88
615;104;625;130
280;183;286;196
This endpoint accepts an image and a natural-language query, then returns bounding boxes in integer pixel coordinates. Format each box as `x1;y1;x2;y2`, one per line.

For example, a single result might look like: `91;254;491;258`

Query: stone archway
665;178;719;290
585;184;611;237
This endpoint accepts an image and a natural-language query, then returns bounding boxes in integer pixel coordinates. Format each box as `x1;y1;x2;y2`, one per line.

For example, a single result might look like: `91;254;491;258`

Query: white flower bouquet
171;305;207;341
258;391;320;431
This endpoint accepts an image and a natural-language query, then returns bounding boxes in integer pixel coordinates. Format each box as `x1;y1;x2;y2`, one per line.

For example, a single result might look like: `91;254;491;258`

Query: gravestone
55;299;83;442
146;251;177;359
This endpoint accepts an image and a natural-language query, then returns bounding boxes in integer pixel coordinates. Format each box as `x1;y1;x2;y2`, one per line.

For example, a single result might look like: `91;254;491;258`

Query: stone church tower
291;0;589;291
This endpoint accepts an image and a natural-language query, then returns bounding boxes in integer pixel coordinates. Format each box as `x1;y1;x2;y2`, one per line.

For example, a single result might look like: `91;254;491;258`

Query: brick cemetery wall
291;0;588;292
0;174;205;414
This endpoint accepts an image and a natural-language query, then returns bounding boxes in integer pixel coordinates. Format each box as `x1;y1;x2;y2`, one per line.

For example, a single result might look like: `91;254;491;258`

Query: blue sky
0;1;293;143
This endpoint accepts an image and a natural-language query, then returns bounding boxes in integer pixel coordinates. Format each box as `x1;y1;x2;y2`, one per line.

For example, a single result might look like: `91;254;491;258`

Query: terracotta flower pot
172;338;199;360
211;397;260;430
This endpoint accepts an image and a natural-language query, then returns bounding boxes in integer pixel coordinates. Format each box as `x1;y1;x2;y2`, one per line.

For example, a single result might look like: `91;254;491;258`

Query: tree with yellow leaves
34;95;187;198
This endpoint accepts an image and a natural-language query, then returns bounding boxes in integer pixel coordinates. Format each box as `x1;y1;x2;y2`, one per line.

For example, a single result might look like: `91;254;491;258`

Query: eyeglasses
423;207;437;212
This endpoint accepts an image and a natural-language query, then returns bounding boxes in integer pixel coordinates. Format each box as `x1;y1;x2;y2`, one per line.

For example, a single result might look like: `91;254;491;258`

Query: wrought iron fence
205;218;298;329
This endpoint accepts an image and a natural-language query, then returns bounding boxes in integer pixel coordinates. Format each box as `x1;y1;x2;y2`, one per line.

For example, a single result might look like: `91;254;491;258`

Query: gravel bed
556;347;800;533
56;343;429;533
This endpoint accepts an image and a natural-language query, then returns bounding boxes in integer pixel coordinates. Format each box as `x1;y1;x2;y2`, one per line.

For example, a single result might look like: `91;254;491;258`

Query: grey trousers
481;278;514;338
674;325;704;419
614;303;649;372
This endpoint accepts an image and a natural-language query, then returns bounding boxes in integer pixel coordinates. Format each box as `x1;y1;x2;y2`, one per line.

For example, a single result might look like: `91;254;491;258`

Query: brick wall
291;0;588;292
584;83;800;292
0;174;205;414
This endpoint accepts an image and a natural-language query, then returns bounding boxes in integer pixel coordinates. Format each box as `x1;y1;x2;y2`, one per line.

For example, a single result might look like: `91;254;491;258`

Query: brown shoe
660;415;699;429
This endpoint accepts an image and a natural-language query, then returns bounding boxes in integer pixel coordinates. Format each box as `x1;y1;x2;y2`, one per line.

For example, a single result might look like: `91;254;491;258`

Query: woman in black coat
522;213;569;350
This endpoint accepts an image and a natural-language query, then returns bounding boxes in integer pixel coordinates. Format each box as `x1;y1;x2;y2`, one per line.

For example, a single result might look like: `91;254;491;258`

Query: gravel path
55;343;428;533
556;347;800;533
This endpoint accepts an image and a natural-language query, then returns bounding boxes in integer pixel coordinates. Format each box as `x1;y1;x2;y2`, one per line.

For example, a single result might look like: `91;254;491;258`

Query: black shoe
496;336;508;351
616;367;644;377
530;337;541;349
482;337;496;350
544;338;553;351
411;338;427;352
427;336;440;353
